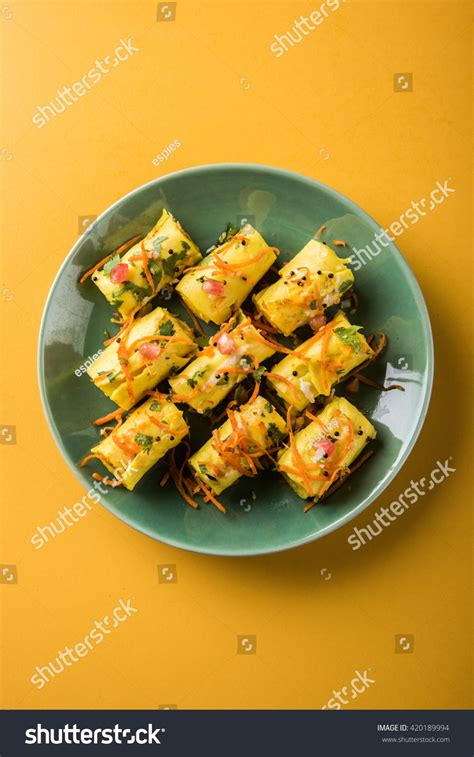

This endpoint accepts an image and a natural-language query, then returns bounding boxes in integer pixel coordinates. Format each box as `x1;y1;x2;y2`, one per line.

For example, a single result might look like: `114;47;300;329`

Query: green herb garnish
267;422;285;446
150;401;162;411
216;223;239;246
196;334;210;348
252;366;265;382
159;319;175;337
162;241;190;277
102;253;121;276
134;433;154;454
186;369;206;388
338;280;353;294
334;325;362;352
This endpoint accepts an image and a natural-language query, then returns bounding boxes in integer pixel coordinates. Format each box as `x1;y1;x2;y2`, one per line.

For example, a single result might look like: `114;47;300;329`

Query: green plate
38;164;433;556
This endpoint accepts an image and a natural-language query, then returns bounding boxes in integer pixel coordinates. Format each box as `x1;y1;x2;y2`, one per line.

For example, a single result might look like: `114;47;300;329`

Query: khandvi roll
168;312;276;413
267;312;374;412
87;306;197;411
277;397;376;500
189;397;287;495
253;239;354;336
91;209;201;317
85;398;188;490
176;224;278;325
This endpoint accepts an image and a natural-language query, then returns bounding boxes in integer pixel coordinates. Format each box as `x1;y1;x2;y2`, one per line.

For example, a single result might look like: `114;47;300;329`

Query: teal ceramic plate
38;164;433;556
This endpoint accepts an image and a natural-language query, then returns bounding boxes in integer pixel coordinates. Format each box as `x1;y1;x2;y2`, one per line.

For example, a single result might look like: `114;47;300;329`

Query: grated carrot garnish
79;234;142;284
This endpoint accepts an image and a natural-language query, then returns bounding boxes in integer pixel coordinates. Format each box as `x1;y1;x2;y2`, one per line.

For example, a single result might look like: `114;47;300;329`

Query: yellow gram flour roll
176;224;278;325
277;396;376;500
253;239;354;336
87;398;188;491
87;307;197;411
189;396;287;495
266;312;374;412
169;312;276;414
92;209;201;317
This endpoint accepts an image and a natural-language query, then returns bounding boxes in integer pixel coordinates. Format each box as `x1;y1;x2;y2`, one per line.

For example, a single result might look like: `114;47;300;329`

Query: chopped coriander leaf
162;242;189;277
333;325;362;352
196;334;210;348
149;259;163;285
102;253;121;276
187;369;206;389
309;299;317;310
152;234;168;253
134;433;154;454
240;353;255;371
159;319;175;337
252;366;265;382
198;463;208;475
267;422;285;446
112;281;152;303
264;401;273;413
338;279;353;294
216;223;239;246
216;375;229;385
149;401;162;411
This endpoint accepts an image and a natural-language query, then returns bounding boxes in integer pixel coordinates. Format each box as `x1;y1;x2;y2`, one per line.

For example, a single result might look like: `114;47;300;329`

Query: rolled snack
176;224;278;325
86;398;188;490
92;209;201;317
253;239;354;336
169;312;276;414
267;312;374;412
87;307;197;410
189;397;287;495
277;396;376;500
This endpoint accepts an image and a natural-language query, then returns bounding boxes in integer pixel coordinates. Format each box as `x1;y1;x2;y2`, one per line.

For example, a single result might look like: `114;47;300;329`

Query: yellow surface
0;0;472;710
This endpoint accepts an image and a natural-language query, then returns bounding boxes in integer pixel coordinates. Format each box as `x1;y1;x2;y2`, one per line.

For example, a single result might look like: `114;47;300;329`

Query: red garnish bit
314;438;335;458
138;343;161;360
202;279;225;296
216;333;236;355
110;263;129;284
309;314;327;332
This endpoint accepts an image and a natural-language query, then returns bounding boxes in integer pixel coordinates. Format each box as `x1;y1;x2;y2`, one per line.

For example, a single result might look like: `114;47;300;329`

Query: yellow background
0;0;472;709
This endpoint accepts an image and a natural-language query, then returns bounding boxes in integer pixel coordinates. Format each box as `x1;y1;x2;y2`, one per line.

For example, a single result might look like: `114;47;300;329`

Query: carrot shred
92;408;124;426
79;234;142;284
332;240;347;247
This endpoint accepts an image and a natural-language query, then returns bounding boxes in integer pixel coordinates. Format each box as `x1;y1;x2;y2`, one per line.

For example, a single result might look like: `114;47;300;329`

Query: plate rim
37;162;435;557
